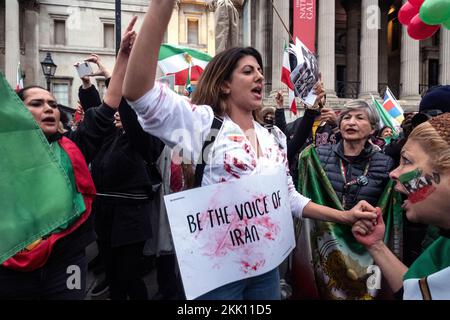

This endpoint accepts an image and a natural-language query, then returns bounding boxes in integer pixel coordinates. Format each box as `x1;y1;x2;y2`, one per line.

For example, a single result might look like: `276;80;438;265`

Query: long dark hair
191;47;263;116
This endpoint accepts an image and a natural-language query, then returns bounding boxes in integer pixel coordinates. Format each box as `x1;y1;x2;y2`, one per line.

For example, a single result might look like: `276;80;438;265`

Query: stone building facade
238;0;450;113
2;0;450;113
1;0;215;107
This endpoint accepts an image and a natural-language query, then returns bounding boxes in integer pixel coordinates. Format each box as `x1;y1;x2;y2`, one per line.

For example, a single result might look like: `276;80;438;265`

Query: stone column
24;1;40;86
400;1;420;101
342;0;360;98
271;0;289;92
318;0;336;97
242;0;251;46
440;27;450;85
178;3;187;44
378;0;392;90
255;0;271;96
5;0;20;88
207;3;216;56
359;0;380;99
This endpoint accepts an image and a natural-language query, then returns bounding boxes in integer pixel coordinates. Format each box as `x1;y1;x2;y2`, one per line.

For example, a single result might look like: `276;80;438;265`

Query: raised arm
66;16;138;163
104;16;137;109
123;0;176;101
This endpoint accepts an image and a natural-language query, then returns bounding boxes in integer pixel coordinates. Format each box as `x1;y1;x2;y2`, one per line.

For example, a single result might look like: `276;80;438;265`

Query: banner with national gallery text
293;0;316;53
164;167;296;300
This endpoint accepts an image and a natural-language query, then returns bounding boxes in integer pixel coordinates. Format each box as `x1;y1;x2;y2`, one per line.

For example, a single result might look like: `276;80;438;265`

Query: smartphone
75;61;93;78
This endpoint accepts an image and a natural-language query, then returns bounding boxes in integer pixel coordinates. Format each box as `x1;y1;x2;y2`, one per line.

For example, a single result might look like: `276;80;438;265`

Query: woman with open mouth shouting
352;113;450;300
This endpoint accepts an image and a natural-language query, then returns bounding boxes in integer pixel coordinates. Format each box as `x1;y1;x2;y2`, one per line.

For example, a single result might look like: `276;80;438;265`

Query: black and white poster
289;38;319;107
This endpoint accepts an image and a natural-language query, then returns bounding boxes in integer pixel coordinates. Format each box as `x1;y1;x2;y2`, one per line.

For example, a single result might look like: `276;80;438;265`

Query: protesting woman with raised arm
123;0;377;300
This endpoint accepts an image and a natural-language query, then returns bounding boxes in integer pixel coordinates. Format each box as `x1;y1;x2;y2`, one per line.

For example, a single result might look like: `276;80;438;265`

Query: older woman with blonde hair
353;113;450;299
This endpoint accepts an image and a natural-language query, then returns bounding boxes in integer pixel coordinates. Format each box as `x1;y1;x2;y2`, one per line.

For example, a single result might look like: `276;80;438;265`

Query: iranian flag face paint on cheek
399;169;440;204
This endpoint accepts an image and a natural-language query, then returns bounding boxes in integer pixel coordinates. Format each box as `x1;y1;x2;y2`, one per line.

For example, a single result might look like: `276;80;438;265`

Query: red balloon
408;0;425;9
398;2;419;25
407;14;440;40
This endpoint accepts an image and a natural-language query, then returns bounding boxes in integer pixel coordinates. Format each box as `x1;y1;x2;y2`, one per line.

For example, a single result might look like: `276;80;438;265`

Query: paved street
84;242;159;300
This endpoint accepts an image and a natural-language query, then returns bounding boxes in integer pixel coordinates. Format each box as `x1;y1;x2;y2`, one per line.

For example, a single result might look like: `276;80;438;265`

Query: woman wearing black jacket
91;99;163;300
87;17;164;300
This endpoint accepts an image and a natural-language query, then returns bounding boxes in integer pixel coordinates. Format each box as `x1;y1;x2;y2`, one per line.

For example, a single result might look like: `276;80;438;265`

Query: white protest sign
289;38;319;107
164;167;295;300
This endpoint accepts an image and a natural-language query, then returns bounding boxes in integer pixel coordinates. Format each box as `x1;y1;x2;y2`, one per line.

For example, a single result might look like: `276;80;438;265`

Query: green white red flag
158;44;212;86
281;43;297;114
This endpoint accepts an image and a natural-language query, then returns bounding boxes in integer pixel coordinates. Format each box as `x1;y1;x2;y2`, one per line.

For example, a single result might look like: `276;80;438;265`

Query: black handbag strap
193;116;223;188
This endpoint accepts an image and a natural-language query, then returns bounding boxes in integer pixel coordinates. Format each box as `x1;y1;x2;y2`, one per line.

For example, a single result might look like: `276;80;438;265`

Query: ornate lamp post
40;52;57;91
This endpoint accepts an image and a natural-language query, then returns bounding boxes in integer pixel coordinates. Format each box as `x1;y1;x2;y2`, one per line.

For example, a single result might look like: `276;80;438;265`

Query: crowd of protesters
1;0;449;301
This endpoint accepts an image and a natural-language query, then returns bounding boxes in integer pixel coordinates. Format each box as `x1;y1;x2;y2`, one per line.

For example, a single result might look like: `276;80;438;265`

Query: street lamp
40;52;57;91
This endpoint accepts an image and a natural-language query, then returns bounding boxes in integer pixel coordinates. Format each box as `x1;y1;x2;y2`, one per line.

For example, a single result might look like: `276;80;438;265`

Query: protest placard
289;38;319;107
164;167;295;300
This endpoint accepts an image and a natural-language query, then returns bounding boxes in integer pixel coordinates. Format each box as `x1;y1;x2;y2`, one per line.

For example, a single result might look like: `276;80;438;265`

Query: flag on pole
158;44;212;86
383;87;404;124
281;43;297;114
371;95;400;137
184;53;193;95
16;62;24;92
0;72;81;264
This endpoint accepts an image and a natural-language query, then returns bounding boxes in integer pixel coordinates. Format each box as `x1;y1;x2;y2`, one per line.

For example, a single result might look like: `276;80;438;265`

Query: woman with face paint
352;113;450;300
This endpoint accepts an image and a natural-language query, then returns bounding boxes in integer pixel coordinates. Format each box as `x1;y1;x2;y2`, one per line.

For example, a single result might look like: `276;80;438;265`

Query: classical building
2;0;449;113
238;0;450;113
1;0;215;107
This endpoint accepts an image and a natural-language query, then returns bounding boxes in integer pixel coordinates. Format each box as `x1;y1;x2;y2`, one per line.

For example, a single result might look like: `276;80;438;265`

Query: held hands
352;208;385;249
119;16;138;56
343;200;378;225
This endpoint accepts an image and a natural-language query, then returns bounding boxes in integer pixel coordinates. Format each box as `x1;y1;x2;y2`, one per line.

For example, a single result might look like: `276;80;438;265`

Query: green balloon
444;17;450;29
420;0;450;25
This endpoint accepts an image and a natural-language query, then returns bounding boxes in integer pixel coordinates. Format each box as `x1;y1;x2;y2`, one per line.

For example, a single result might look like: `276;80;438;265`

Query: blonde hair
408;113;450;173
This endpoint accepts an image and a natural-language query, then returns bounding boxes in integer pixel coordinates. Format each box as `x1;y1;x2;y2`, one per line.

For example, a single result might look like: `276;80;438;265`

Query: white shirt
403;266;450;300
127;82;310;218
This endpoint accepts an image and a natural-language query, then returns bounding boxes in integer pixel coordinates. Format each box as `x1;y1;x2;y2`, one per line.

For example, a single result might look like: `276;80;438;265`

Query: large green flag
0;73;82;264
292;145;403;300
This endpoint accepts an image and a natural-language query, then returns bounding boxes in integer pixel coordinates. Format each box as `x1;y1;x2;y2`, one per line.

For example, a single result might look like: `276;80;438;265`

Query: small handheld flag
383;87;404;124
